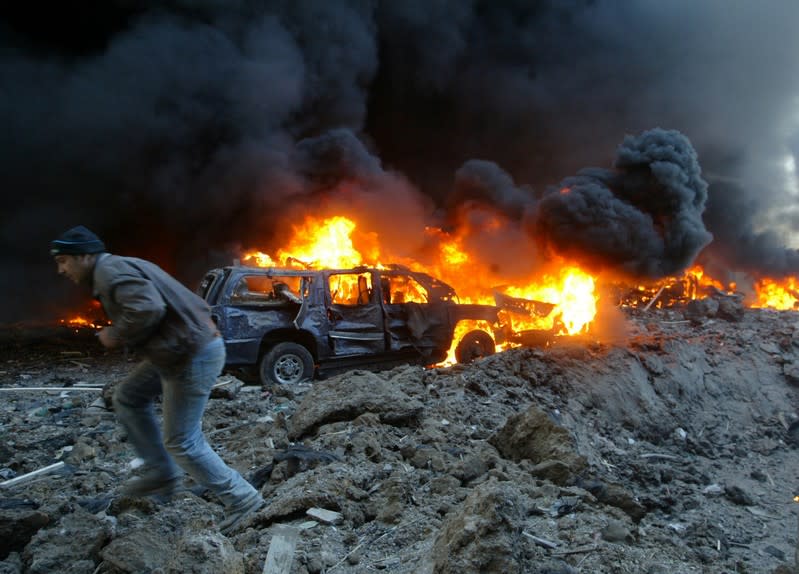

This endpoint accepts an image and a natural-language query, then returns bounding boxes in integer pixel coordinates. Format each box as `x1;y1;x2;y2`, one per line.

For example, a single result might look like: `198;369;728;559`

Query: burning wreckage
196;262;572;386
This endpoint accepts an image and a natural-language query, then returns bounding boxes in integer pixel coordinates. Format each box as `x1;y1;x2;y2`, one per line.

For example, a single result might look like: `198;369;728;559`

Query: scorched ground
2;300;799;573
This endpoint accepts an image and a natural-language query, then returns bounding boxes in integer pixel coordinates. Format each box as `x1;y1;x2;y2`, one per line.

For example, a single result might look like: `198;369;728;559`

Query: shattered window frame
230;273;304;306
328;271;374;306
381;273;430;305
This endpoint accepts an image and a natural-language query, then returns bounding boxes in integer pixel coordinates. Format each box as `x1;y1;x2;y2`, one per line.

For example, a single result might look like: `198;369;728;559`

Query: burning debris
228;207;788;355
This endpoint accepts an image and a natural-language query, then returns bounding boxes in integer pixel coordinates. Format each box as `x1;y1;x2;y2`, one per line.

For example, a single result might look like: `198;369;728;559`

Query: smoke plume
3;0;799;321
532;128;712;278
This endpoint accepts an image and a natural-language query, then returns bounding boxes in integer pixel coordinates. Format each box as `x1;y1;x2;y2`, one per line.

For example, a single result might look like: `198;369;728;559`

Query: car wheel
455;330;495;363
259;342;315;386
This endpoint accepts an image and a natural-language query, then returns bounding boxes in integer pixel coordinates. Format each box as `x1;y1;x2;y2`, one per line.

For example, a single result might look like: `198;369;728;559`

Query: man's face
55;254;94;285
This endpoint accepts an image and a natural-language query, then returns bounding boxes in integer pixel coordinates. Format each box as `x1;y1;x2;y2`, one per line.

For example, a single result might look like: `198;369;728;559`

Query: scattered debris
2;305;799;573
262;525;299;574
305;508;343;525
0;387;103;393
521;531;559;549
0;462;65;489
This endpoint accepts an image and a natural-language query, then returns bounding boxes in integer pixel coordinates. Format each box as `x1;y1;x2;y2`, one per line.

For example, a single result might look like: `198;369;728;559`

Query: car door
325;270;386;356
379;271;451;353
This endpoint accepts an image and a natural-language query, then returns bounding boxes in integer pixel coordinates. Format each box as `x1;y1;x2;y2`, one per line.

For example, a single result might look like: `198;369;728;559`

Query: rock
762;545;785;561
529;460;574;485
166;530;244;574
210;375;245;399
431;480;527;574
373;472;414;524
273;445;340;478
683;298;719;323
65;438;96;464
99;528;166;572
488;405;586;485
288;370;424;439
724;484;755;506
601;519;632;543
585;481;648;522
642;354;665;375
783;363;799;385
526;561;578;574
0;510;49;560
406;445;449;472
452;452;491;485
22;509;110;574
0;551;22;574
101;524;244;574
101;381;116;409
306;507;343;524
716;296;745;322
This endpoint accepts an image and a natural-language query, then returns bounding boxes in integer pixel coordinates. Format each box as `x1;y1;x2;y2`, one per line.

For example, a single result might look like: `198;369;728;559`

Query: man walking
51;225;264;534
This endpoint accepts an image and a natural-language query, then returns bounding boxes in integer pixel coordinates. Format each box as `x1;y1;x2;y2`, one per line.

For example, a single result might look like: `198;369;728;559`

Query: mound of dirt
2;306;799;573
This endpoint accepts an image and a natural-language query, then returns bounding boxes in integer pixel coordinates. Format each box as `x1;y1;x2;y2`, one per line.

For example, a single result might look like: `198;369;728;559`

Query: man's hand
97;327;121;349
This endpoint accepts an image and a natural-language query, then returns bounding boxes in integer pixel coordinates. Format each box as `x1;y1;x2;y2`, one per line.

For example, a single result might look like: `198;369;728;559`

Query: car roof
216;264;458;297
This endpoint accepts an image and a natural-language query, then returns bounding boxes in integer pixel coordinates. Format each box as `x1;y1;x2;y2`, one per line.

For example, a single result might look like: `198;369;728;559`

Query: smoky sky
3;0;799;322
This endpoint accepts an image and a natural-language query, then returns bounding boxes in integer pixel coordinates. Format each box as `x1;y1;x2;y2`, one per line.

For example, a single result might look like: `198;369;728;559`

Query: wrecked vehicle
197;264;503;385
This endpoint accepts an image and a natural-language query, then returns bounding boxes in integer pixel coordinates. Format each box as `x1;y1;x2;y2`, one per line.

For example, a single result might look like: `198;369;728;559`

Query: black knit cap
50;226;106;256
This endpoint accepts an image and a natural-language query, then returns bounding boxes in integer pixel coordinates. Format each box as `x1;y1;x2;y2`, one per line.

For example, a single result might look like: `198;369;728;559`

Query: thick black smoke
450;160;533;219
3;0;799;322
532;128;712;278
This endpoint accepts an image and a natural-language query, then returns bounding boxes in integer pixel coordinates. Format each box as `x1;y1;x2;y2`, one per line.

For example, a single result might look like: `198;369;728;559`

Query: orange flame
243;215;602;363
242;251;277;267
59;303;107;331
752;276;799;310
62;316;93;328
441;237;469;266
505;267;596;335
618;265;736;309
276;216;364;269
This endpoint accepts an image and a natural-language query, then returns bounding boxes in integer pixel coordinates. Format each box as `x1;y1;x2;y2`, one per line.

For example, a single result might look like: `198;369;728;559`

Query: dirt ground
3;303;799;574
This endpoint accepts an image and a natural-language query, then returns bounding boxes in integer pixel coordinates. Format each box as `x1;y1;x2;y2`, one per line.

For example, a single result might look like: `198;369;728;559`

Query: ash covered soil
3;306;799;573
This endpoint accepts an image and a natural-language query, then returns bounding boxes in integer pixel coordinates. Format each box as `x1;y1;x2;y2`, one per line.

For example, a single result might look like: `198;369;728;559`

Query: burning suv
197;264;504;386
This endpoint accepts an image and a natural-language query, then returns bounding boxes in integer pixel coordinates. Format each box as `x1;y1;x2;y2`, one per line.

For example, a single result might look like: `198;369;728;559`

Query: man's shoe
218;494;265;535
120;471;181;498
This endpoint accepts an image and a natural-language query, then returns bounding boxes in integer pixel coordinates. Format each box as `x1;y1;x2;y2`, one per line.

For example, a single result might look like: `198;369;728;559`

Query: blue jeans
113;336;259;508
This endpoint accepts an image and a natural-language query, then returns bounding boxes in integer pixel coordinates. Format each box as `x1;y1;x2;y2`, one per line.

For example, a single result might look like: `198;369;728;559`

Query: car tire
259;342;315;386
455;329;495;363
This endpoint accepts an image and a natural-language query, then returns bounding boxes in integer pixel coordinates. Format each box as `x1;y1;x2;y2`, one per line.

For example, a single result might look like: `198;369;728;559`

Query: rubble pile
2;305;799;573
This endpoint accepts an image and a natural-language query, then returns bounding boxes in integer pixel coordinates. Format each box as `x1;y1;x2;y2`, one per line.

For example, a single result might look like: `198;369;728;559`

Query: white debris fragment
306;507;343;524
702;484;723;496
668;523;687;534
298;520;319;530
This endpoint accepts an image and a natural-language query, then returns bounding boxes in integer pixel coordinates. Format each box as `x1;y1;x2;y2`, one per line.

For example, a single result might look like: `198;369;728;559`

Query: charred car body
197;264;504;385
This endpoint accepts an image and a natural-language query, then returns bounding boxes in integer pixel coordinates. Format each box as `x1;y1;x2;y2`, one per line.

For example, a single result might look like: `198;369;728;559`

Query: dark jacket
92;253;218;368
